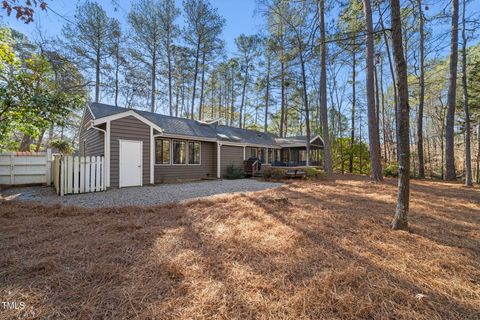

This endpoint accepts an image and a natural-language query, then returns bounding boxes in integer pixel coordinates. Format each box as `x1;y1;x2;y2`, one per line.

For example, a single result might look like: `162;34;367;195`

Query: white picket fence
53;155;106;196
0;150;52;185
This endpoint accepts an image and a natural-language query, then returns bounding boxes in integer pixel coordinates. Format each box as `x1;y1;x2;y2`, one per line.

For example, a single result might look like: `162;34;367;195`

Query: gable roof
88;102;321;148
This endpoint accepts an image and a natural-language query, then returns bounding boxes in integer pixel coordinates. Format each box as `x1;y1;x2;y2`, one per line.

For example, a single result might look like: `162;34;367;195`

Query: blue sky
2;0;260;54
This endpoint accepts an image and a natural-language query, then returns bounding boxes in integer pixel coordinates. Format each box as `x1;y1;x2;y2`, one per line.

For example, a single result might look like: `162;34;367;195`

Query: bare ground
0;175;479;319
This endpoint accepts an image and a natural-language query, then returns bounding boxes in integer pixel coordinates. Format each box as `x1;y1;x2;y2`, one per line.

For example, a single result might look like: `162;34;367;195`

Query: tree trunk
151;50;157;113
380;55;388;162
349;52;356;173
416;0;425;178
264;55;271;133
191;41;201;119
239;68;248;128
167;44;173;116
299;48;310;166
95;49;101;103
319;0;332;175
364;0;383;181
476;124;480;183
445;0;459;181
390;0;410;231
377;4;399;160
461;0;472;186
19;134;33;152
230;67;235;126
199;50;207;120
280;61;286;137
114;51;119;107
35;130;45;152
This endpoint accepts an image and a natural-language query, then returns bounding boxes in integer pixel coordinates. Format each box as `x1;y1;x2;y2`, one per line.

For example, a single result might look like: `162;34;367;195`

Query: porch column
217;142;221;178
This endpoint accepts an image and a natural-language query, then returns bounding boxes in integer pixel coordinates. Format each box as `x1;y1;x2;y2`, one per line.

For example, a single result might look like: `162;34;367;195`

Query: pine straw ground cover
0;175;479;320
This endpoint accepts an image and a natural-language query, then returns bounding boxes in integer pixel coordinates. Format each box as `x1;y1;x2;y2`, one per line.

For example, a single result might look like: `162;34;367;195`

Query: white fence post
10;154;14;185
46;148;52;186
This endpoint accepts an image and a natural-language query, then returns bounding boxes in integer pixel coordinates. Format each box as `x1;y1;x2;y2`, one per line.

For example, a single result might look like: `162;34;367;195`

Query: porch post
217;142;221;178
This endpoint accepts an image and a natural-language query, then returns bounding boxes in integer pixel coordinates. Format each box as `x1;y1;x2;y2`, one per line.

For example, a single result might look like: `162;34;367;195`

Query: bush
383;162;399;177
225;165;245;179
271;168;288;179
303;167;325;179
50;139;74;155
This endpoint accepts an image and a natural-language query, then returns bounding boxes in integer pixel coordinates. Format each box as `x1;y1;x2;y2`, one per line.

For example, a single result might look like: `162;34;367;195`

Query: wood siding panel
220;145;244;177
110;116;151;188
78;108;104;157
154;141;215;182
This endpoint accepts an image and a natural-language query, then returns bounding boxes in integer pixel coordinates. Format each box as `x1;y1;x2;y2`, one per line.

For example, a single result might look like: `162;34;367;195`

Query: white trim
217;142;221;178
93;110;164;134
105;121;111;187
150;126;154;184
243;146;246;160
118;139;143;188
87;104;96;119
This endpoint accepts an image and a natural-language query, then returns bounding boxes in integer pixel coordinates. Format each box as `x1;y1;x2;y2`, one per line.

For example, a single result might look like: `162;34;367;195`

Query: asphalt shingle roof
89;102;281;147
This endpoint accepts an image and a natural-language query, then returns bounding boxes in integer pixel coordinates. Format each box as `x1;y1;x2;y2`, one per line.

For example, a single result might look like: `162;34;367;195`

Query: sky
2;0;261;55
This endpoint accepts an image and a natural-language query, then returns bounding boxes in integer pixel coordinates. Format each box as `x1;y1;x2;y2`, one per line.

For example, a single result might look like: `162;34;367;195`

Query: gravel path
1;179;283;208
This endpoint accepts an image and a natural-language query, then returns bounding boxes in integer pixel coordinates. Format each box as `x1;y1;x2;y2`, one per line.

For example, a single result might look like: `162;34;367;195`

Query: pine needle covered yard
1;175;479;319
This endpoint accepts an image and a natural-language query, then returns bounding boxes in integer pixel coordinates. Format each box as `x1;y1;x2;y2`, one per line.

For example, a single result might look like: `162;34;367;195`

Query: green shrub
303;167;325;179
225;164;245;179
50;139;74;155
383;162;399;177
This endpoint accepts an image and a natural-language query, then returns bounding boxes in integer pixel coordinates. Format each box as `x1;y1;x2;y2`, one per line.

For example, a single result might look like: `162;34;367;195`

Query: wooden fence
53;155;106;196
0;150;51;185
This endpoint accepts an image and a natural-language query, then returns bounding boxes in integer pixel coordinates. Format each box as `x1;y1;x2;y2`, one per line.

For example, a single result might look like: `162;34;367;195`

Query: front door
119;140;142;188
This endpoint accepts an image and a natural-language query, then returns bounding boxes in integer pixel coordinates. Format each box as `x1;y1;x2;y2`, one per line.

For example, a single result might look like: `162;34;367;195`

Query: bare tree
62;1;112;103
445;0;459;181
128;0;164;112
363;0;383;181
390;0;410;230
318;0;333;175
235;34;260;128
416;0;426;178
461;0;472;186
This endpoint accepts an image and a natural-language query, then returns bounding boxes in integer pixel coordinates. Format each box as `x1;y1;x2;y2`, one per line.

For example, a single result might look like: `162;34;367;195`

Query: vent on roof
229;135;241;142
256;133;262;137
217;133;229;140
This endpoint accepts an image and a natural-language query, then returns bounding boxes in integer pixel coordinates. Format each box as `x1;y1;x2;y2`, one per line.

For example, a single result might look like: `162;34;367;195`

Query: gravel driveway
1;179;283;208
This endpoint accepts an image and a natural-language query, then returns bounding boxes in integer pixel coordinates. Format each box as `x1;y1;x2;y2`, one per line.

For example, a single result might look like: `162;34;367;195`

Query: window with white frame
155;139;171;164
172;140;186;164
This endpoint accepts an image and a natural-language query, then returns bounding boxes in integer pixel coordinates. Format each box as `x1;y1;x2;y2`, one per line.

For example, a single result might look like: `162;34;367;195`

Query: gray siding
78;107;104;157
220;145;244;177
110;116;151;188
154;141;215;182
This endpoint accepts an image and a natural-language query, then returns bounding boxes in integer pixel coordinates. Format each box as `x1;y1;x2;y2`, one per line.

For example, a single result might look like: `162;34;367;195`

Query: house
79;102;324;188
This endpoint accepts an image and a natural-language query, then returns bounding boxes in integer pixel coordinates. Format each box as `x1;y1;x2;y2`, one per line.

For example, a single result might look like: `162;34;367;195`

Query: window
155;139;171;164
250;147;258;158
299;150;307;162
268;148;273;164
173;140;186;164
188;141;201;164
260;148;266;163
